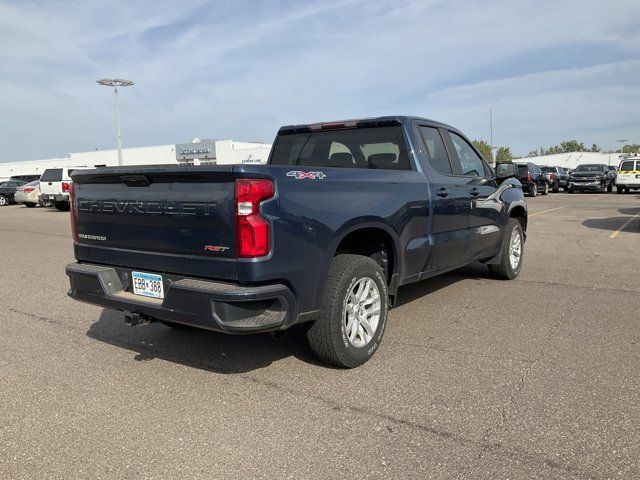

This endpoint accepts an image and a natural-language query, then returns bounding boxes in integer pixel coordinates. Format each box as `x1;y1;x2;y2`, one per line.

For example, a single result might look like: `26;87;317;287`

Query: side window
418;126;452;174
448;132;487;177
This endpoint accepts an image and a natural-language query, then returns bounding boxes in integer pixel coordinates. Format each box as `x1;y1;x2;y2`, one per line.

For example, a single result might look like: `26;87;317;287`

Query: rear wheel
542;184;549;195
529;184;537;197
567;187;573;193
24;203;36;208
488;218;524;280
54;202;70;211
617;187;623;194
307;254;389;368
625;187;630;194
607;182;613;193
552;182;559;193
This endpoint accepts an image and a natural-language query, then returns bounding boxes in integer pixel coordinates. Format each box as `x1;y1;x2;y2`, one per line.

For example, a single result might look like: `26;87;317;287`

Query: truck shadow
87;309;319;374
582;208;640;233
86;264;491;373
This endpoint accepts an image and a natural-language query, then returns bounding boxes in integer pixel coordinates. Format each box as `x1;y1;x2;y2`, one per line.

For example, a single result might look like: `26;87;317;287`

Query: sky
1;0;639;162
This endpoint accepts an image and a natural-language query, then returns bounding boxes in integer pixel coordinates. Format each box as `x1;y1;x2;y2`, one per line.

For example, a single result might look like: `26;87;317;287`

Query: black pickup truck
65;116;528;368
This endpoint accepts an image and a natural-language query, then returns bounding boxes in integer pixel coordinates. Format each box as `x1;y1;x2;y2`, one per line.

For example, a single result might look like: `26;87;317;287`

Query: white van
39;167;88;211
615;158;640;194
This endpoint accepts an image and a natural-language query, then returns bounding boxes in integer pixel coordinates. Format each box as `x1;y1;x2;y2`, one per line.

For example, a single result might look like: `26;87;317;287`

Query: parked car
65;115;528;368
567;164;613;193
515;162;550;196
0;180;27;206
39;167;86;211
615;158;640;194
10;174;41;183
541;166;569;192
14;180;40;207
607;165;617;185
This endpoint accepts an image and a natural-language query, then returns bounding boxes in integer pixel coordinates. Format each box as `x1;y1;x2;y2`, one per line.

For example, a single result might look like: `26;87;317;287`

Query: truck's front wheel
488;218;524;280
307;254;389;368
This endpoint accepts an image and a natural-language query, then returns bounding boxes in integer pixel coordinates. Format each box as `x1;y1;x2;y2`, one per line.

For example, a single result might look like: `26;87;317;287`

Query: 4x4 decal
286;171;326;180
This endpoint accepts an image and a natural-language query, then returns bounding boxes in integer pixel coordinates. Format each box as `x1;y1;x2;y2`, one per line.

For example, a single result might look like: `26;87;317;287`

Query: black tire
567;187;573;193
488;218;524;280
625;188;630;194
529;184;537;197
0;195;7;206
542;184;549;195
617;187;623;194
306;254;389;368
24;203;36;208
552;182;559;193
54;202;70;211
607;182;613;193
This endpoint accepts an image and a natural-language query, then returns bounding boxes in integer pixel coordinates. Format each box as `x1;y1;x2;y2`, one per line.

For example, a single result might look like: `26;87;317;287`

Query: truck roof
278;115;457;135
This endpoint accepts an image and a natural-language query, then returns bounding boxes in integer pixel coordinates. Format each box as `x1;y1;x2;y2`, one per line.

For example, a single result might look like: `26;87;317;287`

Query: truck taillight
24;188;34;193
527;171;531;181
235;179;275;257
69;182;78;242
549;173;555;181
62;181;71;193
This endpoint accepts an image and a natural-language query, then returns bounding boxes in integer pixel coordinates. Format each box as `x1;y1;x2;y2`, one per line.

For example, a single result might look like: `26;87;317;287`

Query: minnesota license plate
131;271;164;299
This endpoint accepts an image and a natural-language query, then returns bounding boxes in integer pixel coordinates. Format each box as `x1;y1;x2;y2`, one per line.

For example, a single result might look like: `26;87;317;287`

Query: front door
444;131;502;259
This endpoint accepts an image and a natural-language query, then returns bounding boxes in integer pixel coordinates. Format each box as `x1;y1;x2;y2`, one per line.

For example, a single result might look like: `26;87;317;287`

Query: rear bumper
41;193;69;203
66;262;296;333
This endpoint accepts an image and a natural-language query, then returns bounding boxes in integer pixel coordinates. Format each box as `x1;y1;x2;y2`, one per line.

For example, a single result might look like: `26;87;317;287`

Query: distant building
516;151;623;169
0;139;272;180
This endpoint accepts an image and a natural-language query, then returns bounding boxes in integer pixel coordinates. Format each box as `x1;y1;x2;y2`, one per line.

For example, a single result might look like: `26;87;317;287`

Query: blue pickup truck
65;116;527;368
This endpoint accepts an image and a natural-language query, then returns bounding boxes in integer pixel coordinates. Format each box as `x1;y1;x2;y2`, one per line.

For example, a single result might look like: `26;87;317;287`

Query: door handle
469;187;480;197
436;187;449;197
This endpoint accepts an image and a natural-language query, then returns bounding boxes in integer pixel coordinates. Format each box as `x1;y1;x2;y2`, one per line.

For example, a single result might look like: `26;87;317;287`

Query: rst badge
286;171;326;180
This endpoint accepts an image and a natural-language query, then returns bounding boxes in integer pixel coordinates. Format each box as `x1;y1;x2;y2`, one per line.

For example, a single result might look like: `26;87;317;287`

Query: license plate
131;271;165;299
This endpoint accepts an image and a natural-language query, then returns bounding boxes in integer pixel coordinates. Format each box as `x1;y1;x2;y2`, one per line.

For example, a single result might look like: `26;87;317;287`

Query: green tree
590;143;601;152
472;140;493;163
618;143;640;154
495;146;513;162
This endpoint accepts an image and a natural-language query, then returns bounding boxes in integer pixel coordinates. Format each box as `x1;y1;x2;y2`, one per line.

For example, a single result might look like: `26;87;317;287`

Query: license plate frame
131;271;165;299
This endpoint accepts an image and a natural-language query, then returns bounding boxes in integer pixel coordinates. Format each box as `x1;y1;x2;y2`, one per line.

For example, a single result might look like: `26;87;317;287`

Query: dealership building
0;139;272;180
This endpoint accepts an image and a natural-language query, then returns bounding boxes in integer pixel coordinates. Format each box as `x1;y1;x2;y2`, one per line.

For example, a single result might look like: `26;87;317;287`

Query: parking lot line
529;206;566;217
609;211;640;239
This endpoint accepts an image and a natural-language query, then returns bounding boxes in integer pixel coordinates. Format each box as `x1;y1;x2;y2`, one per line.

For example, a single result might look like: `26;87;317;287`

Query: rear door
444;131;502;259
416;125;470;269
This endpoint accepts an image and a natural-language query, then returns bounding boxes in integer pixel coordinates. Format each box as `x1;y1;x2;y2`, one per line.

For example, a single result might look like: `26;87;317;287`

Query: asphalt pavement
1;192;639;479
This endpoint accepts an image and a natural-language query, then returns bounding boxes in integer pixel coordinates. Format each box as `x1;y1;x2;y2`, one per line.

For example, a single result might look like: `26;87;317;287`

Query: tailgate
71;166;238;280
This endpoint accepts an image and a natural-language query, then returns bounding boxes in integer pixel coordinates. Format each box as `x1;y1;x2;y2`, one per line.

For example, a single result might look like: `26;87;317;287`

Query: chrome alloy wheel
0;196;6;206
509;229;522;270
344;277;381;348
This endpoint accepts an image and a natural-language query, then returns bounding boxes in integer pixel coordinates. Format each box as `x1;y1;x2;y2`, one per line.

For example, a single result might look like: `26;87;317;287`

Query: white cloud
0;0;639;161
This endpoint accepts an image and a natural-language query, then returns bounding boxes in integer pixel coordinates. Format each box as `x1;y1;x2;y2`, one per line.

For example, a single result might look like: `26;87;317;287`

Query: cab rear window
40;168;63;182
270;126;411;170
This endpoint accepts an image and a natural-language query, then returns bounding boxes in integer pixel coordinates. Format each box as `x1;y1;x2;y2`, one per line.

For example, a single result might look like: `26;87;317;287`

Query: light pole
97;78;134;166
617;139;627;159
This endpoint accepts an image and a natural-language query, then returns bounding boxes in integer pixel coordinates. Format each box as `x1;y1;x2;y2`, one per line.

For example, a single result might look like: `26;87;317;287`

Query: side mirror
495;162;517;181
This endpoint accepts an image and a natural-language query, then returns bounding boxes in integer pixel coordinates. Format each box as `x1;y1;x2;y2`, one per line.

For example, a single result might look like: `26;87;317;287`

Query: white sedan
14;181;40;208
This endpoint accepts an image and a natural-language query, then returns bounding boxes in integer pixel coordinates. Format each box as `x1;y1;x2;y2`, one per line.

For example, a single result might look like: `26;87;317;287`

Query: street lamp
97;78;134;166
617;139;627;158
